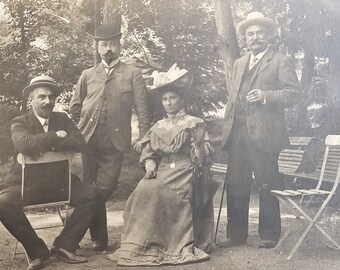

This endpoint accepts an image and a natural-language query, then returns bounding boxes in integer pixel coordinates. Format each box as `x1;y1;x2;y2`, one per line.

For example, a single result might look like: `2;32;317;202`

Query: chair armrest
17;151;75;164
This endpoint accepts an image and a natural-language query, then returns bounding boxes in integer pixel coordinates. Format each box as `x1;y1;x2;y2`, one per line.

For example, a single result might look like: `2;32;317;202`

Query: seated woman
110;64;217;266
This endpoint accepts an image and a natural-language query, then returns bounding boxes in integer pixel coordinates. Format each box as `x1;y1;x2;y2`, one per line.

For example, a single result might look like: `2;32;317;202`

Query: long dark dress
116;112;216;266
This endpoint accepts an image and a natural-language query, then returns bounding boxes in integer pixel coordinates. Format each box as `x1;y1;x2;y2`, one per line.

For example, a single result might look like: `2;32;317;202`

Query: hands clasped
56;130;68;138
144;170;157;179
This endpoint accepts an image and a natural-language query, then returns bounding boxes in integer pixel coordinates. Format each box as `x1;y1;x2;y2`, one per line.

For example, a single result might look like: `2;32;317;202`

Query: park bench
210;136;340;184
212;136;340;259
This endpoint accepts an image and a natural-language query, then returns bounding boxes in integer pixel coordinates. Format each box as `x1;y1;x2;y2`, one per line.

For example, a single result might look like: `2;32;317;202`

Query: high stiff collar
33;111;49;127
250;46;268;62
101;58;120;69
150;111;204;145
166;109;186;119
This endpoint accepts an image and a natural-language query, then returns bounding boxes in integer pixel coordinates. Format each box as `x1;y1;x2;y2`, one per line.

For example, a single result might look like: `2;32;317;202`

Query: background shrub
0;103;20;163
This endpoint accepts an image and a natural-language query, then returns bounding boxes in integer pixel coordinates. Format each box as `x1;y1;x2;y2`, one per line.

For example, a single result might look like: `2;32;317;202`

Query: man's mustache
104;50;113;56
41;105;53;109
250;40;263;45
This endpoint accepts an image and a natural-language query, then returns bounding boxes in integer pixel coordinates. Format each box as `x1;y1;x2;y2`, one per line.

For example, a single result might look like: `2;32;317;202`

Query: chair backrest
18;151;74;206
315;135;340;190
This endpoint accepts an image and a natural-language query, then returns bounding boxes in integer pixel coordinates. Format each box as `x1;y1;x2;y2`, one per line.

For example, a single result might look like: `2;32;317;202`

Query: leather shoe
258;240;277;249
217;238;246;248
50;246;87;264
93;241;107;252
27;258;43;270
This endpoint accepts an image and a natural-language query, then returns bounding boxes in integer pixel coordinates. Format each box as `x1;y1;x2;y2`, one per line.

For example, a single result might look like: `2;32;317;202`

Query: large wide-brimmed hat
148;64;193;92
22;75;62;98
236;12;277;36
94;23;122;40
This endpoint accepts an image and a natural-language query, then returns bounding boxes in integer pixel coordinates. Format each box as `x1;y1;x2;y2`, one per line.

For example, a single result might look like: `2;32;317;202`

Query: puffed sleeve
139;130;161;170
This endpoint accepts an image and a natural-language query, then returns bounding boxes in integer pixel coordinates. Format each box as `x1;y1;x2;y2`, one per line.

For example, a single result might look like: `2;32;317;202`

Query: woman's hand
144;170;157;179
191;123;206;146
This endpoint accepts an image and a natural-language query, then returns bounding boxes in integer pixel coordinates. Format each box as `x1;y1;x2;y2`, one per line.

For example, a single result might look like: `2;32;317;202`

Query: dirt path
1;175;340;270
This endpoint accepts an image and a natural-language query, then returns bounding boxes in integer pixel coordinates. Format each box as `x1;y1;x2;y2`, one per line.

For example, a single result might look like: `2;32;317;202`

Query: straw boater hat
236;12;278;36
94;23;122;40
22;75;62;99
148;64;193;92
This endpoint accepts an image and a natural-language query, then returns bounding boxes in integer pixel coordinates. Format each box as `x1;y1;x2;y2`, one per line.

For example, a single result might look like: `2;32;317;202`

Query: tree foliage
0;0;340;134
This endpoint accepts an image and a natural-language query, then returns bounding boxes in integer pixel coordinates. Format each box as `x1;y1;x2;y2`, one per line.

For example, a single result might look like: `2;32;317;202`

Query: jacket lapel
29;112;44;134
249;48;274;86
107;61;124;82
234;53;250;96
48;112;62;132
95;63;108;80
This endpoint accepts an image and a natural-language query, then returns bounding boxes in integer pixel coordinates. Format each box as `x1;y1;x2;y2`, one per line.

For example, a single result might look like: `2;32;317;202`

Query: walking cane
214;173;227;243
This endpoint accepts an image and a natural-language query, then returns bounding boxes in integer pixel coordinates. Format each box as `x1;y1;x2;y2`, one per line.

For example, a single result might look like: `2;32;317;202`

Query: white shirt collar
102;58;120;69
250;47;268;64
34;112;49;131
167;109;186;119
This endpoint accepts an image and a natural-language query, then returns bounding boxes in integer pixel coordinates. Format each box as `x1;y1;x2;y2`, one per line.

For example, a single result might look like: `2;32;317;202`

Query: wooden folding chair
271;135;340;260
13;151;74;259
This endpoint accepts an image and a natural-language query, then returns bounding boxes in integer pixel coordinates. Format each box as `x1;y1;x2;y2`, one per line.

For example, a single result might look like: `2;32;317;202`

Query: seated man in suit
0;75;100;270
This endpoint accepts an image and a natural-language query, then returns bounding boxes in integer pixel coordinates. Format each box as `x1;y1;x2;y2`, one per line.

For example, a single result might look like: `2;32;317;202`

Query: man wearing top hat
219;12;300;249
69;24;151;251
0;75;101;269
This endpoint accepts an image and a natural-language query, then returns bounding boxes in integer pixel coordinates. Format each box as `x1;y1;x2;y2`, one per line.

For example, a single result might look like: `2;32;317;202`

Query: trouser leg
82;124;124;243
252;149;282;242
53;175;99;252
0;184;49;260
226;126;253;242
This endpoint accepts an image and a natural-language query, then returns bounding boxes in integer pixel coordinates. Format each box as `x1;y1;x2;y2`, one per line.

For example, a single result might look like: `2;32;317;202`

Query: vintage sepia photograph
0;0;340;269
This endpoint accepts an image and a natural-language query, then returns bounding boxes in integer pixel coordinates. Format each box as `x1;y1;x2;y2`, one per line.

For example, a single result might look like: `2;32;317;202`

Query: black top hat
94;23;122;40
22;75;62;99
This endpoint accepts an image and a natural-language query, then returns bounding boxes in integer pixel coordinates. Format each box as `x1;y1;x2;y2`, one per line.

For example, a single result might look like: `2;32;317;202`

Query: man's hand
191;123;206;147
56;130;68;138
144;170;157;179
246;89;266;103
133;139;143;153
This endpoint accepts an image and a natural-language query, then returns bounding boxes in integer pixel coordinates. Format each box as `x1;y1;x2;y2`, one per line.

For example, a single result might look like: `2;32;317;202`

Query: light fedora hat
237;12;278;36
94;23;122;40
22;75;62;98
148;63;193;91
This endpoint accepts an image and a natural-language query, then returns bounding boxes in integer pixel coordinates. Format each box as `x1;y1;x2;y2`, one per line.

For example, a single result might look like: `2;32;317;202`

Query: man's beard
40;105;53;118
103;51;118;64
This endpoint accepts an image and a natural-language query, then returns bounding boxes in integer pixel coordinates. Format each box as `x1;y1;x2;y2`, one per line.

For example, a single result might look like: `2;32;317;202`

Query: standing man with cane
69;24;151;252
218;12;300;249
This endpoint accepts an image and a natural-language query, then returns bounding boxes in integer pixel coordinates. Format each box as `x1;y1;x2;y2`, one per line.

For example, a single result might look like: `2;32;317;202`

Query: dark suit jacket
69;61;151;152
5;112;86;204
221;48;300;153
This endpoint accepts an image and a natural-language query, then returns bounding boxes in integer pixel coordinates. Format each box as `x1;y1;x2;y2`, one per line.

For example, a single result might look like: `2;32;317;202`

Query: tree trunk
213;0;240;95
18;2;27;111
103;0;121;29
296;47;315;133
94;0;101;64
325;9;340;134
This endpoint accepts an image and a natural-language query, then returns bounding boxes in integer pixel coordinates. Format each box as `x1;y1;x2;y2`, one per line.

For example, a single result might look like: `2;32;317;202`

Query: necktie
249;56;258;70
43;119;49;132
105;66;114;75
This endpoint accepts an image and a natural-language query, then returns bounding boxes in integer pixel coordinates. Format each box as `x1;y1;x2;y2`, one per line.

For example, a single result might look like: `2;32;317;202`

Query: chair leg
273;196;297;251
64;205;69;225
274;229;290;251
12;240;19;259
287;197;340;249
285;197;340;260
